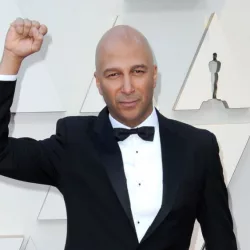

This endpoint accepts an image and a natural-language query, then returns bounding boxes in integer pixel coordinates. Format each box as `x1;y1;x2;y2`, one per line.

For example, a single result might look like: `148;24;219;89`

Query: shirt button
137;221;140;224
136;151;138;153
138;183;141;186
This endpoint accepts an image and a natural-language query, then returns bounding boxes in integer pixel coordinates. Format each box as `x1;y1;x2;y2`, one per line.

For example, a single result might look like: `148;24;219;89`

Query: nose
121;75;135;95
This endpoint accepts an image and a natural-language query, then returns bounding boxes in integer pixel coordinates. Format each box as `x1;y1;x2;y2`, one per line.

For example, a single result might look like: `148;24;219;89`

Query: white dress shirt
109;108;163;242
0;75;163;242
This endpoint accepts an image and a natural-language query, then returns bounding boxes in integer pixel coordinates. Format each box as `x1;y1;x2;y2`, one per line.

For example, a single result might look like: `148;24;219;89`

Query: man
0;18;237;250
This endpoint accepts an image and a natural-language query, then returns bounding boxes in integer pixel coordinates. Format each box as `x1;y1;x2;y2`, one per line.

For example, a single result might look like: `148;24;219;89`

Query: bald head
95;25;154;72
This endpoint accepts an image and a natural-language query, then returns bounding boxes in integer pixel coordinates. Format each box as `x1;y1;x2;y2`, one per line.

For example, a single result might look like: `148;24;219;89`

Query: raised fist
4;18;48;60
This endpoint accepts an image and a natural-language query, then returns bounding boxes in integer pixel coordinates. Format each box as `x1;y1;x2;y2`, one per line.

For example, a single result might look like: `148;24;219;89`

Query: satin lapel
142;110;186;242
93;107;135;231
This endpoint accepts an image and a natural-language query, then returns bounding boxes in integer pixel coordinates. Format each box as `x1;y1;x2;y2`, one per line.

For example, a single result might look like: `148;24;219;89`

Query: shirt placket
131;135;145;235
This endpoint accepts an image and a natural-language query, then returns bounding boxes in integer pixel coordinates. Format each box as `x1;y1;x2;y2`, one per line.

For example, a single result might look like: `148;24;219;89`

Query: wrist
0;49;23;75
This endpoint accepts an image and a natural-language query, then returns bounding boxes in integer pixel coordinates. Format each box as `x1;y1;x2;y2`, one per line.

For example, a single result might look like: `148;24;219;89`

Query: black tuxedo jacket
0;81;237;250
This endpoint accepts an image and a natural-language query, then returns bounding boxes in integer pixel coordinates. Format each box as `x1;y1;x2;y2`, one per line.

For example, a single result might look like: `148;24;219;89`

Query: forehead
98;40;151;70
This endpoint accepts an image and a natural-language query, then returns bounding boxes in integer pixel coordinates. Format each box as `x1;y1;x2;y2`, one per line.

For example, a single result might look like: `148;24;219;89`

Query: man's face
95;40;157;126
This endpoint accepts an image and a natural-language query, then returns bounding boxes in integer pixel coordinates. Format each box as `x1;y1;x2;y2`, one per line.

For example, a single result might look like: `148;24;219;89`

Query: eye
134;70;144;74
108;73;119;78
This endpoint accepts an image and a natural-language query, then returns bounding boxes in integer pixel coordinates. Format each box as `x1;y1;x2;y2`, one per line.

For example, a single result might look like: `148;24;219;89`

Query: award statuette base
200;98;229;110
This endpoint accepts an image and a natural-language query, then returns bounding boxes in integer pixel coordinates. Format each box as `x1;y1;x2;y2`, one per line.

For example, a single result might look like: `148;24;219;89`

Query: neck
110;105;154;128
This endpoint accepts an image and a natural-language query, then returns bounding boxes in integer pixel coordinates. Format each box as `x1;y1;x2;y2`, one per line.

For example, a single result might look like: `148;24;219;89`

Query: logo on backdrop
209;53;221;99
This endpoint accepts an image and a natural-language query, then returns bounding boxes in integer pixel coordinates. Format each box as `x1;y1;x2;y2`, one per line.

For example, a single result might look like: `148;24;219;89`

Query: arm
0;18;65;187
0;80;66;187
197;133;237;249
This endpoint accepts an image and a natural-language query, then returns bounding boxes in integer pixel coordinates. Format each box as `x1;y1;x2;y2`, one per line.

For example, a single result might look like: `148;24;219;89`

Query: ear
153;65;158;88
94;72;103;95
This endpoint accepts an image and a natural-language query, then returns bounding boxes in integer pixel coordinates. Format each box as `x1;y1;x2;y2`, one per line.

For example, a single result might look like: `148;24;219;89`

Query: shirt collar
109;107;159;129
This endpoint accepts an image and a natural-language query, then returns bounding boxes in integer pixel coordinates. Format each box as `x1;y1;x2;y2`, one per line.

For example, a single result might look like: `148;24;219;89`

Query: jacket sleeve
0;81;66;187
196;132;238;249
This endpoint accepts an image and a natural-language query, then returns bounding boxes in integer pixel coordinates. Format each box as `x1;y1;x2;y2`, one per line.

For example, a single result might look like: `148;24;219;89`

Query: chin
113;102;144;122
119;106;139;115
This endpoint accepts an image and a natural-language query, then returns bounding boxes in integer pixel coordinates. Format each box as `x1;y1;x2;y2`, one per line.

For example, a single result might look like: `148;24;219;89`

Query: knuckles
12;18;46;36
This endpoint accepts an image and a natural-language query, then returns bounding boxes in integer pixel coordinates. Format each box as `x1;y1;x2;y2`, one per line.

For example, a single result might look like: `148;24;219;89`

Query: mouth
119;100;138;108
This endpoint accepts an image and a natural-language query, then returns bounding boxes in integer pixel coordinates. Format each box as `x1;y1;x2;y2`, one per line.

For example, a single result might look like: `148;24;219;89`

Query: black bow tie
113;126;155;141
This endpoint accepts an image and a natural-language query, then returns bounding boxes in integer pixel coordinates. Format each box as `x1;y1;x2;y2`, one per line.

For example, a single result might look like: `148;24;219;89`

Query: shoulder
55;115;98;140
57;115;97;128
162;116;217;150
